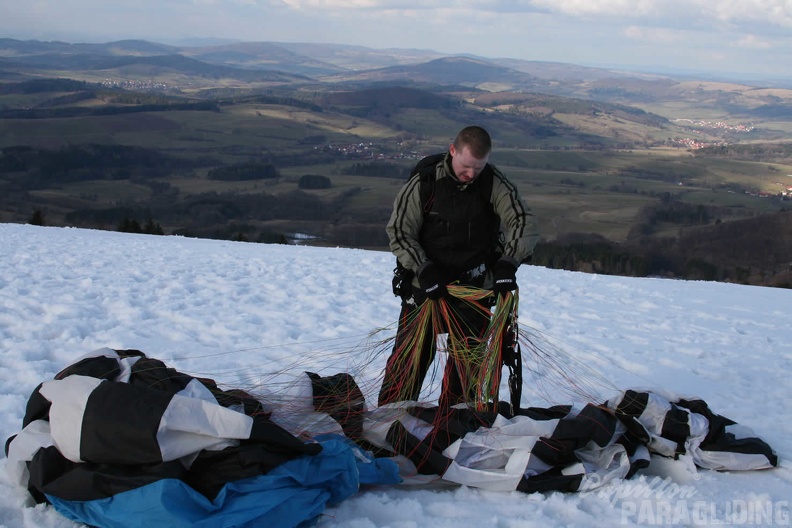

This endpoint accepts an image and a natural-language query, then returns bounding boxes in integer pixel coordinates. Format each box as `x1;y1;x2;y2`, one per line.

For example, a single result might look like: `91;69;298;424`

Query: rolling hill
1;37;791;288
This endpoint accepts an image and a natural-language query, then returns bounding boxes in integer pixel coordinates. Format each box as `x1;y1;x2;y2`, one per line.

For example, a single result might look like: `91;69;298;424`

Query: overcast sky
2;0;791;80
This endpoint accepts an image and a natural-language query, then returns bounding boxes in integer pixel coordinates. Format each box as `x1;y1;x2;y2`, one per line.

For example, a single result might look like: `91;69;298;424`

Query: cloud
278;0;384;8
522;0;792;31
0;0;787;78
623;26;681;44
529;0;657;17
190;0;260;5
270;0;792;30
736;34;773;49
708;0;792;27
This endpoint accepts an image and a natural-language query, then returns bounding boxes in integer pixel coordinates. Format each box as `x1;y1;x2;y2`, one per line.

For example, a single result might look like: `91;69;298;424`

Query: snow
1;222;791;527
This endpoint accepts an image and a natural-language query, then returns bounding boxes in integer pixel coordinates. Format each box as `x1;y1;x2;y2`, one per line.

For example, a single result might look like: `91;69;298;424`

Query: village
672;118;755;133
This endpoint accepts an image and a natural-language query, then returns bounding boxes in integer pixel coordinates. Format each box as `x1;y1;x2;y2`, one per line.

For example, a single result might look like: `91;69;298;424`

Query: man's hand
418;262;447;300
492;259;518;294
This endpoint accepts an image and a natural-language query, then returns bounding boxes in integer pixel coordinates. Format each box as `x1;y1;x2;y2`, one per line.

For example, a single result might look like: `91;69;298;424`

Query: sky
1;222;791;527
1;1;791;80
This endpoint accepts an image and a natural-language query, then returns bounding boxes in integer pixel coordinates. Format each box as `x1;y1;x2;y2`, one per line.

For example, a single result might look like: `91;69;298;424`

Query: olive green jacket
386;153;539;287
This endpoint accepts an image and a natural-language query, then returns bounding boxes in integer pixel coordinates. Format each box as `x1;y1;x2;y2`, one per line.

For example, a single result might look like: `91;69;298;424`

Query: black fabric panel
306;371;366;441
617;415;652;445
561;405;617;447
4;434;16;458
616;424;648;458
408;406;499;453
188;374;268;416
677;399;778;466
186;443;300;500
514;404;573;421
54;355;121;382
213;388;268;417
660;406;691;455
676;398;733;445
80;380;173;465
615;390;649;417
420;171;499;274
114;349;147;360
516;469;583;494
128;357;195;394
531;405;618;467
28;445;186;502
24;355;129;428
248;416;323;456
22;383;50;428
531;437;577;468
386;420;452;476
704;433;778;466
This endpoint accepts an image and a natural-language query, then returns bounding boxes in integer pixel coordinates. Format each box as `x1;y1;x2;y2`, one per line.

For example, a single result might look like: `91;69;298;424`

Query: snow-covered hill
1;223;790;527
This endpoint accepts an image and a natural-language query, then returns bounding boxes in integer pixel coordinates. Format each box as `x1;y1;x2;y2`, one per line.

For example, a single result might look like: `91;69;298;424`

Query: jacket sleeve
386;173;428;274
491;167;539;266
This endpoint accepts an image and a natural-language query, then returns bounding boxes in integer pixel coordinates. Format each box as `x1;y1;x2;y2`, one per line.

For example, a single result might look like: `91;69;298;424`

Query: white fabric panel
156;392;254;461
648;434;679;458
5;420;54;488
276;373;315;415
441;415;560;491
681;411;709;461
361;402;436;451
630;444;651;466
239;372;345;439
688;417;774;470
608;419;628;446
442;443;534;491
257;372;313;419
176;377;220;403
561;461;584;477
574;442;631;490
114;355;142;384
443;413;560;459
640;392;674;435
687;411;709;439
273;411;345;439
724;423;760;440
524;454;554;478
693;450;776;471
71;347;119;363
38;375;104;463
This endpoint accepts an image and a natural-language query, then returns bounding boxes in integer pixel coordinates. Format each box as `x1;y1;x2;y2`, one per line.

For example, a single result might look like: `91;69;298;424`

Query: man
379;125;539;408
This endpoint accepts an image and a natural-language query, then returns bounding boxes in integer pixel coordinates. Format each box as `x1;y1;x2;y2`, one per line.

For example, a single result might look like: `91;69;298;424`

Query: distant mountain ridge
2;37;792;122
3;37;792;113
0;37;658;84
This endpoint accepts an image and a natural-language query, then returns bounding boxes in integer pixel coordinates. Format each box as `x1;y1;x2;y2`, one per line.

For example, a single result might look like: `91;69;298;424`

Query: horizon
2;1;791;82
3;35;790;87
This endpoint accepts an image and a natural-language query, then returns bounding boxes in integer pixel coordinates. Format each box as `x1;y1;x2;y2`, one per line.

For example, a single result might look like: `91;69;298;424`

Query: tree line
533;210;792;288
0;144;190;189
8;144;790;288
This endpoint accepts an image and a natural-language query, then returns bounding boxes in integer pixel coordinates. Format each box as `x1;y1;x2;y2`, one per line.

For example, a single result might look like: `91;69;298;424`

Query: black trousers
378;290;495;408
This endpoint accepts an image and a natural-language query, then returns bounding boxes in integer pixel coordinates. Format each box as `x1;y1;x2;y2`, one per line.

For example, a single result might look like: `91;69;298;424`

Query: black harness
390;154;523;413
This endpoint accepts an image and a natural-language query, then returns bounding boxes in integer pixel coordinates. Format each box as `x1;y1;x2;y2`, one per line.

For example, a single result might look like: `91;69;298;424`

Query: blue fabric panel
46;438;375;528
314;433;402;487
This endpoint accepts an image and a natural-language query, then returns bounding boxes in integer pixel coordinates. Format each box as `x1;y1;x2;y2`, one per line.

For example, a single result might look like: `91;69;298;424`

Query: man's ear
449;144;457;157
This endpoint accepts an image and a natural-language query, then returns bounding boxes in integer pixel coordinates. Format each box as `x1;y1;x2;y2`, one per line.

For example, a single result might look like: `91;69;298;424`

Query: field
2;101;789;244
2;45;792;261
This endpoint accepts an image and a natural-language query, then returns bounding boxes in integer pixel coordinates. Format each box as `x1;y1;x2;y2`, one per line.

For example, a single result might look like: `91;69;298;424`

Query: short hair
453;126;492;158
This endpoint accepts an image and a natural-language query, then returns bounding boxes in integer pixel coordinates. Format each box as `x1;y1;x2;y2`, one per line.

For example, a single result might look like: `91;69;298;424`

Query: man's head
449;125;492;183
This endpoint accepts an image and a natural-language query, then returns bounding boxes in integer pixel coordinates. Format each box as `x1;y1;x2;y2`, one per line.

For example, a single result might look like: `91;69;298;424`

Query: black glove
418;262;447;300
492;259;518;294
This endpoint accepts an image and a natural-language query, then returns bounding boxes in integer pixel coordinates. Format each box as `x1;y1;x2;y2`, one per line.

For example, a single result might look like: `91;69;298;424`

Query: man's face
449;144;489;183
